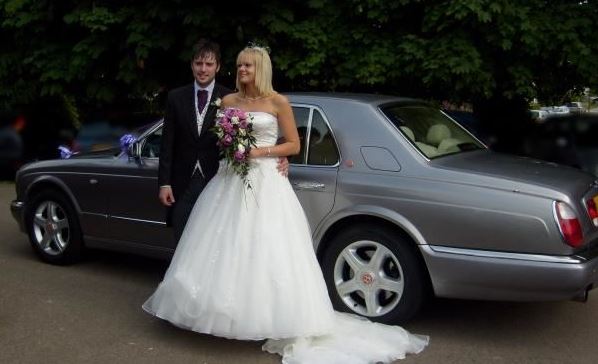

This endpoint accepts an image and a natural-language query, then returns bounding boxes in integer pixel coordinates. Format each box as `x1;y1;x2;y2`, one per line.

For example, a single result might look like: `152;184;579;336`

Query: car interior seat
427;124;451;146
426;124;462;154
400;126;415;142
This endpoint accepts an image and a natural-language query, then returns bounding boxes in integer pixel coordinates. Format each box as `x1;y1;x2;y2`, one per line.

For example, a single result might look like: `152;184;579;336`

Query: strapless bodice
248;112;278;147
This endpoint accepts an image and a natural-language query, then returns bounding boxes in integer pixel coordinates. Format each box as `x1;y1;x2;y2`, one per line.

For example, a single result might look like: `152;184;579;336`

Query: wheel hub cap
361;272;375;285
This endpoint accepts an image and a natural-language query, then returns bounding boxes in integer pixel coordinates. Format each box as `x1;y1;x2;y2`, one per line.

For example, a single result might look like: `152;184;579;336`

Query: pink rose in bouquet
212;107;257;188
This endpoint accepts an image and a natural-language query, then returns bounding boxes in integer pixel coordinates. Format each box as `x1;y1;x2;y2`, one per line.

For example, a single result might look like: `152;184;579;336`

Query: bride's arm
250;94;300;158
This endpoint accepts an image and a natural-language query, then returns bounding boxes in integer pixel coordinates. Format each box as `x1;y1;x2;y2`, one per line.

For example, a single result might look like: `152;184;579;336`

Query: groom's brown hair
191;38;221;65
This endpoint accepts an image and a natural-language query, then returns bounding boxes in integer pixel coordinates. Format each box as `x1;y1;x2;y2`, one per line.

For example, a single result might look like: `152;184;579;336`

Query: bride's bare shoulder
271;92;289;105
221;93;240;108
271;93;291;113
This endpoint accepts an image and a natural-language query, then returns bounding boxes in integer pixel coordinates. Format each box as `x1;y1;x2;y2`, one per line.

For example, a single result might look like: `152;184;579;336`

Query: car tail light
555;202;583;248
586;196;598;227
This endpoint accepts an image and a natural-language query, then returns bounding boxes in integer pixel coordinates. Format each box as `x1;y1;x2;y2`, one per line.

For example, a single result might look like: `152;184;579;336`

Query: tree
1;0;597;122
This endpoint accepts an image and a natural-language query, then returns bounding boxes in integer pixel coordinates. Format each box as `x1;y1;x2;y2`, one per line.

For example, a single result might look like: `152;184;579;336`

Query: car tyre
25;189;84;265
322;224;427;324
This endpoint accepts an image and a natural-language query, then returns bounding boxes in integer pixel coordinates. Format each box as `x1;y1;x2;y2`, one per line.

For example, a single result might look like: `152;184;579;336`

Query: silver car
10;93;598;323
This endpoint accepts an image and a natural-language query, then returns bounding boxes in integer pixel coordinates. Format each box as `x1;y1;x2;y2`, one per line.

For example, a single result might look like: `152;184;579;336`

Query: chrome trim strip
26;171;157;179
552;200;568;244
110;215;167;225
290;162;340;169
11;201;24;208
429;245;584;264
81;212;108;218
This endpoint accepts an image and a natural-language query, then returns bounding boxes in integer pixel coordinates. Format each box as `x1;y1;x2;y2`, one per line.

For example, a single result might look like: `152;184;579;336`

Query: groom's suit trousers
171;170;209;244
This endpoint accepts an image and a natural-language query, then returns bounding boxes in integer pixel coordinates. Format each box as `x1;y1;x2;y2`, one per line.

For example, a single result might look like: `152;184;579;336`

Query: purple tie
197;89;208;113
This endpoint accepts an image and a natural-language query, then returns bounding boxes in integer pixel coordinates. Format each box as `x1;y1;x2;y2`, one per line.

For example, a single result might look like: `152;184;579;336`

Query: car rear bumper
10;200;25;232
422;245;598;302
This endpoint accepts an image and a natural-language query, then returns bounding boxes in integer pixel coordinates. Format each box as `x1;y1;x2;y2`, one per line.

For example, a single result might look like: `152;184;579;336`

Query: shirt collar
194;79;215;94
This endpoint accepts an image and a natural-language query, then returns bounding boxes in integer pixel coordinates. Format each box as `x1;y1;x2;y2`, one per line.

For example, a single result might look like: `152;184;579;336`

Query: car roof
284;92;421;106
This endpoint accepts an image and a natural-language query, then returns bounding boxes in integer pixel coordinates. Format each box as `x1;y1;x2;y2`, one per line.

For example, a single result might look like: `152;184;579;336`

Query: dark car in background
446;109;598;178
522;113;598;177
0;112;24;178
71;113;159;154
0;99;78;179
0;97;159;180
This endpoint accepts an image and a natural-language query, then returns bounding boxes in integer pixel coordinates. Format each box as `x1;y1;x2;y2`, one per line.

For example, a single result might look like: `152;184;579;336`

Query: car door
288;105;340;232
103;125;174;250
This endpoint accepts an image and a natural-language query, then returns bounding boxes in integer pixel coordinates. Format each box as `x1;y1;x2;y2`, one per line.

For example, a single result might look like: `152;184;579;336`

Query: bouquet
212;107;257;188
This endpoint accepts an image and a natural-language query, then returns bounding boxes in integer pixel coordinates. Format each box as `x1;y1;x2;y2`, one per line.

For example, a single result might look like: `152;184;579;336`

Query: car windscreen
381;104;485;159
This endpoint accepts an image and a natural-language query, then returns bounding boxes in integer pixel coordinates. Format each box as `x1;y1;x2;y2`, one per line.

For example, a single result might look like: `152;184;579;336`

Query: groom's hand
159;186;175;206
277;157;289;177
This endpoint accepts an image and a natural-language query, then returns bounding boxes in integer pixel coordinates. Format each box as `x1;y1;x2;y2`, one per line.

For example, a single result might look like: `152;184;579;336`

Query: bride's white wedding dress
143;111;428;363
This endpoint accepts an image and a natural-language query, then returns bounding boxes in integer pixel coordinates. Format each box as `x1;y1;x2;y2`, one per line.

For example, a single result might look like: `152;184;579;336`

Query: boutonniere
210;98;222;108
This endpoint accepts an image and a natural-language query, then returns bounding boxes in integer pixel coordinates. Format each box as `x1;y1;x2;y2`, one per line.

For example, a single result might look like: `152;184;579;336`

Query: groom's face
191;53;220;88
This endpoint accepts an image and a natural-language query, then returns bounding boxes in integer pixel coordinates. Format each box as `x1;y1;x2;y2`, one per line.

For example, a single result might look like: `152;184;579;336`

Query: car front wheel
25;190;83;264
322;224;427;324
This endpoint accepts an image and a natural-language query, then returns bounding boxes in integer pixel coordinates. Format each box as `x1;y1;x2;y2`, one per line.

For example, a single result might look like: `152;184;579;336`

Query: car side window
290;107;310;164
307;110;339;166
141;127;162;158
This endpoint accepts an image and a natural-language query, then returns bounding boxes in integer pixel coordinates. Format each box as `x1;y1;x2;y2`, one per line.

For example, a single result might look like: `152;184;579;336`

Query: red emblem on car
361;272;374;285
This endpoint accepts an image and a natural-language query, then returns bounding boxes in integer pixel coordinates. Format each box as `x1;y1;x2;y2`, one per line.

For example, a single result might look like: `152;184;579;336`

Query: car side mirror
129;140;142;160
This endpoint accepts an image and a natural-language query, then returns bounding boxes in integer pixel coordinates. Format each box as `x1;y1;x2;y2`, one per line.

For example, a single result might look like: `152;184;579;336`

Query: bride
143;45;428;363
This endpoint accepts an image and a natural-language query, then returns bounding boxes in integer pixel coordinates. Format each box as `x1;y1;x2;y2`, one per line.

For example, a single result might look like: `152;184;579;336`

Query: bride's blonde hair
236;45;274;98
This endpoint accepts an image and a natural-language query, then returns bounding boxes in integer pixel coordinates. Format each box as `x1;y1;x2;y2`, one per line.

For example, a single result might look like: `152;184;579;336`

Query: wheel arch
24;176;81;214
315;208;433;293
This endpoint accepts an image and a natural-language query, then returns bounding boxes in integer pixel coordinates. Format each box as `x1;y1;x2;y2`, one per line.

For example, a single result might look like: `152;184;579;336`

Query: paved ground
1;182;598;364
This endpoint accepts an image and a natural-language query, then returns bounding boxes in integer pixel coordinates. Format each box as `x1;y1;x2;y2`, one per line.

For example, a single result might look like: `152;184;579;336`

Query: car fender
313;204;428;249
24;174;82;213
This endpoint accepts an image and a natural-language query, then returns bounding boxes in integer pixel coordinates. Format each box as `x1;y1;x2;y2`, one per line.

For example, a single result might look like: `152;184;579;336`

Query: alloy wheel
32;201;70;256
333;240;404;317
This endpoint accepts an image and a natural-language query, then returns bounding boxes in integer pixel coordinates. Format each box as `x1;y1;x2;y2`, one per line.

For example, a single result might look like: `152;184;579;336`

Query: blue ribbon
58;145;74;159
120;134;137;153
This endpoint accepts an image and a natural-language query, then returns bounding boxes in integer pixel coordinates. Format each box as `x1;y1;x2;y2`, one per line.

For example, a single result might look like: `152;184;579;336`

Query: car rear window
381;104;484;159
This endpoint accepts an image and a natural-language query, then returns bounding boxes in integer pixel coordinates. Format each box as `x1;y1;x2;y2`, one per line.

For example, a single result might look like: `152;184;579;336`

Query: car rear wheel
25;190;83;264
322;224;427;324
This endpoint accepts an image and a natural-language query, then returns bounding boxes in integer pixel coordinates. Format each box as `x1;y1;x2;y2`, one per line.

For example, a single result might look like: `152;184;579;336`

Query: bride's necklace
243;94;264;101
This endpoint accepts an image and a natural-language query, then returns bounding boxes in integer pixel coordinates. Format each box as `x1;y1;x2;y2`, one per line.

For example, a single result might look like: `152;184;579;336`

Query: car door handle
292;181;325;190
89;178;98;185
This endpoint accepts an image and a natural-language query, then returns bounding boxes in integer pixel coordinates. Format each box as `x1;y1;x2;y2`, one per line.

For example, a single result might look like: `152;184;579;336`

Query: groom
158;39;233;242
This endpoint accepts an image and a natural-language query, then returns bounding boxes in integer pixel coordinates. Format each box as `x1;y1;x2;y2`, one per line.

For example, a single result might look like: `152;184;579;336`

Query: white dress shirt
194;79;215;133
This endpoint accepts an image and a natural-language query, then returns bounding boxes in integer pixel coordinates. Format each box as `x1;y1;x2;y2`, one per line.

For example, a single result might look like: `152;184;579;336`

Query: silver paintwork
10;93;598;306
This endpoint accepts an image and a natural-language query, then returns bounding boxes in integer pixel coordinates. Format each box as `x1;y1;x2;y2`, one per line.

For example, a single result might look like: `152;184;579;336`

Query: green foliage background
1;0;597;120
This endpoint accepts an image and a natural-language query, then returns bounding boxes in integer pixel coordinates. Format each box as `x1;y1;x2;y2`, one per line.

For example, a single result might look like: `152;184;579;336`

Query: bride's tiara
246;41;271;54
